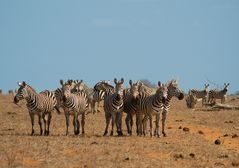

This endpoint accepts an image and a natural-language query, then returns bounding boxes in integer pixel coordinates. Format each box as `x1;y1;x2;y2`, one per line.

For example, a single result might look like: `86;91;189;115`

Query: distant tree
139;79;157;88
234;91;239;95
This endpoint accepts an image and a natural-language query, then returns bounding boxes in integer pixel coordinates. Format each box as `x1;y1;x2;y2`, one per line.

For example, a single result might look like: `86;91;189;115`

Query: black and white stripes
14;81;59;136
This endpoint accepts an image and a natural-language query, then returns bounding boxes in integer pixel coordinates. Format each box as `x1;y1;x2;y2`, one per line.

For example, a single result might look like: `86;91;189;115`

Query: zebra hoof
162;132;166;137
103;132;107;136
110;131;114;136
118;131;123;136
74;130;80;135
44;131;49;136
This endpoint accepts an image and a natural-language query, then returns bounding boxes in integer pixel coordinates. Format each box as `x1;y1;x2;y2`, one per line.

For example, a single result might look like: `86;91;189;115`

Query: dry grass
0;94;239;168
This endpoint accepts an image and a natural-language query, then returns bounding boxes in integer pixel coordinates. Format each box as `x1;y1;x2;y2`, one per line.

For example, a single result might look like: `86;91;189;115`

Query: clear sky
0;0;238;93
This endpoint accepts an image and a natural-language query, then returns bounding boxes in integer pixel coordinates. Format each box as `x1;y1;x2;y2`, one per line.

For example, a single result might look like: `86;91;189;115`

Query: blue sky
0;0;238;93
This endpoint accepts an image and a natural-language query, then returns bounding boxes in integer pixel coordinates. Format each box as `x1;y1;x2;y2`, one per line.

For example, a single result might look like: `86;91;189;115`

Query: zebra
87;80;113;114
60;79;89;135
54;79;79;113
135;81;168;137
190;84;209;106
208;83;230;104
103;78;124;136
14;81;59;136
162;79;184;136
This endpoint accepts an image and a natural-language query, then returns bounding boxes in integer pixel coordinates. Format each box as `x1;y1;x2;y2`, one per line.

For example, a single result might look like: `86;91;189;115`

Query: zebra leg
97;102;100;113
155;113;160;138
221;97;225;104
92;101;96;114
125;113;131;135
162;110;167;137
110;113;116;136
42;113;47;136
73;113;80;135
46;112;52;136
138;112;143;136
103;112;111;136
148;115;153;137
29;112;35;136
136;113;139;135
38;114;43;136
81;113;85;134
142;115;148;136
65;111;70;136
117;112;123;136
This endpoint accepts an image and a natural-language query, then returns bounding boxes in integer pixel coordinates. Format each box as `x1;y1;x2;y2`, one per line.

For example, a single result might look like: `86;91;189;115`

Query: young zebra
136;81;168;137
123;80;142;135
162;79;184;136
103;78;124;136
190;84;209;106
60;80;89;135
14;81;59;136
54;79;78;113
208;83;230;104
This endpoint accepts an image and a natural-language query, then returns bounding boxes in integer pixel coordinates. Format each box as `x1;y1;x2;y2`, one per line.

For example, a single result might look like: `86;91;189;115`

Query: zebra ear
80;80;83;83
114;78;117;84
17;82;22;86
60;80;64;86
129;80;133;86
158;81;162;87
227;83;230;86
121;78;124;84
22;81;26;86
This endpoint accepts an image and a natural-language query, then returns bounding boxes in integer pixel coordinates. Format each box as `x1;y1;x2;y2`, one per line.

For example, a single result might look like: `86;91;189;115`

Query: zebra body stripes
14;81;59;136
60;80;89;135
208;83;230;104
135;81;168;137
162;80;184;136
103;78;124;136
190;84;209;106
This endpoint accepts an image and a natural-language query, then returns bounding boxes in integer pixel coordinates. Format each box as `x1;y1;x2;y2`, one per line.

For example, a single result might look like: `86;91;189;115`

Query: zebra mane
25;84;37;93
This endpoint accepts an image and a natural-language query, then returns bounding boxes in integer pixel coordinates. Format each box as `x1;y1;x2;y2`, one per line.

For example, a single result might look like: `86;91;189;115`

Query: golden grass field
0;94;239;168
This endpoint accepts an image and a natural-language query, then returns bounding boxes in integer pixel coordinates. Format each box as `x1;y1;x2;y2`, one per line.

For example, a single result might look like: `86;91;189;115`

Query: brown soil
0;94;238;168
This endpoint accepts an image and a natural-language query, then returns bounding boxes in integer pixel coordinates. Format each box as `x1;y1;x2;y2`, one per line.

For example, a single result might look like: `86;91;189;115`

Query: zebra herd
13;78;184;137
186;83;230;108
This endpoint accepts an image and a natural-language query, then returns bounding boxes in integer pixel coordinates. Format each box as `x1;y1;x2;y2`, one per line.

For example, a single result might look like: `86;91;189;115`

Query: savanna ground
0;94;238;168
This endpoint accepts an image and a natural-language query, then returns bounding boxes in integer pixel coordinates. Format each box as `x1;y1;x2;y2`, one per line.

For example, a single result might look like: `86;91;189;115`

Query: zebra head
167;79;184;100
114;78;124;98
14;81;35;104
204;84;209;93
60;80;73;101
129;80;141;99
71;79;84;92
223;83;230;92
156;81;168;102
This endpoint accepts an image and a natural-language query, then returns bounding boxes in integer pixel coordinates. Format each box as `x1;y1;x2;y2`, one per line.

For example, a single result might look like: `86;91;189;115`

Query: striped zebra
60;80;89;135
14;81;59;136
136;81;168;137
54;79;78;113
208;83;230;104
87;80;112;114
123;80;141;135
103;78;124;136
190;84;209;106
162;79;184;136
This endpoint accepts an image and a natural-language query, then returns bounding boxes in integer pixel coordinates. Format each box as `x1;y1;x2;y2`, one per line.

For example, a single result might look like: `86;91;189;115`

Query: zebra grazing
60;80;89;135
14;81;59;136
208;83;230;104
103;78;124;136
136;81;168;137
162;79;184;136
190;84;209;106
